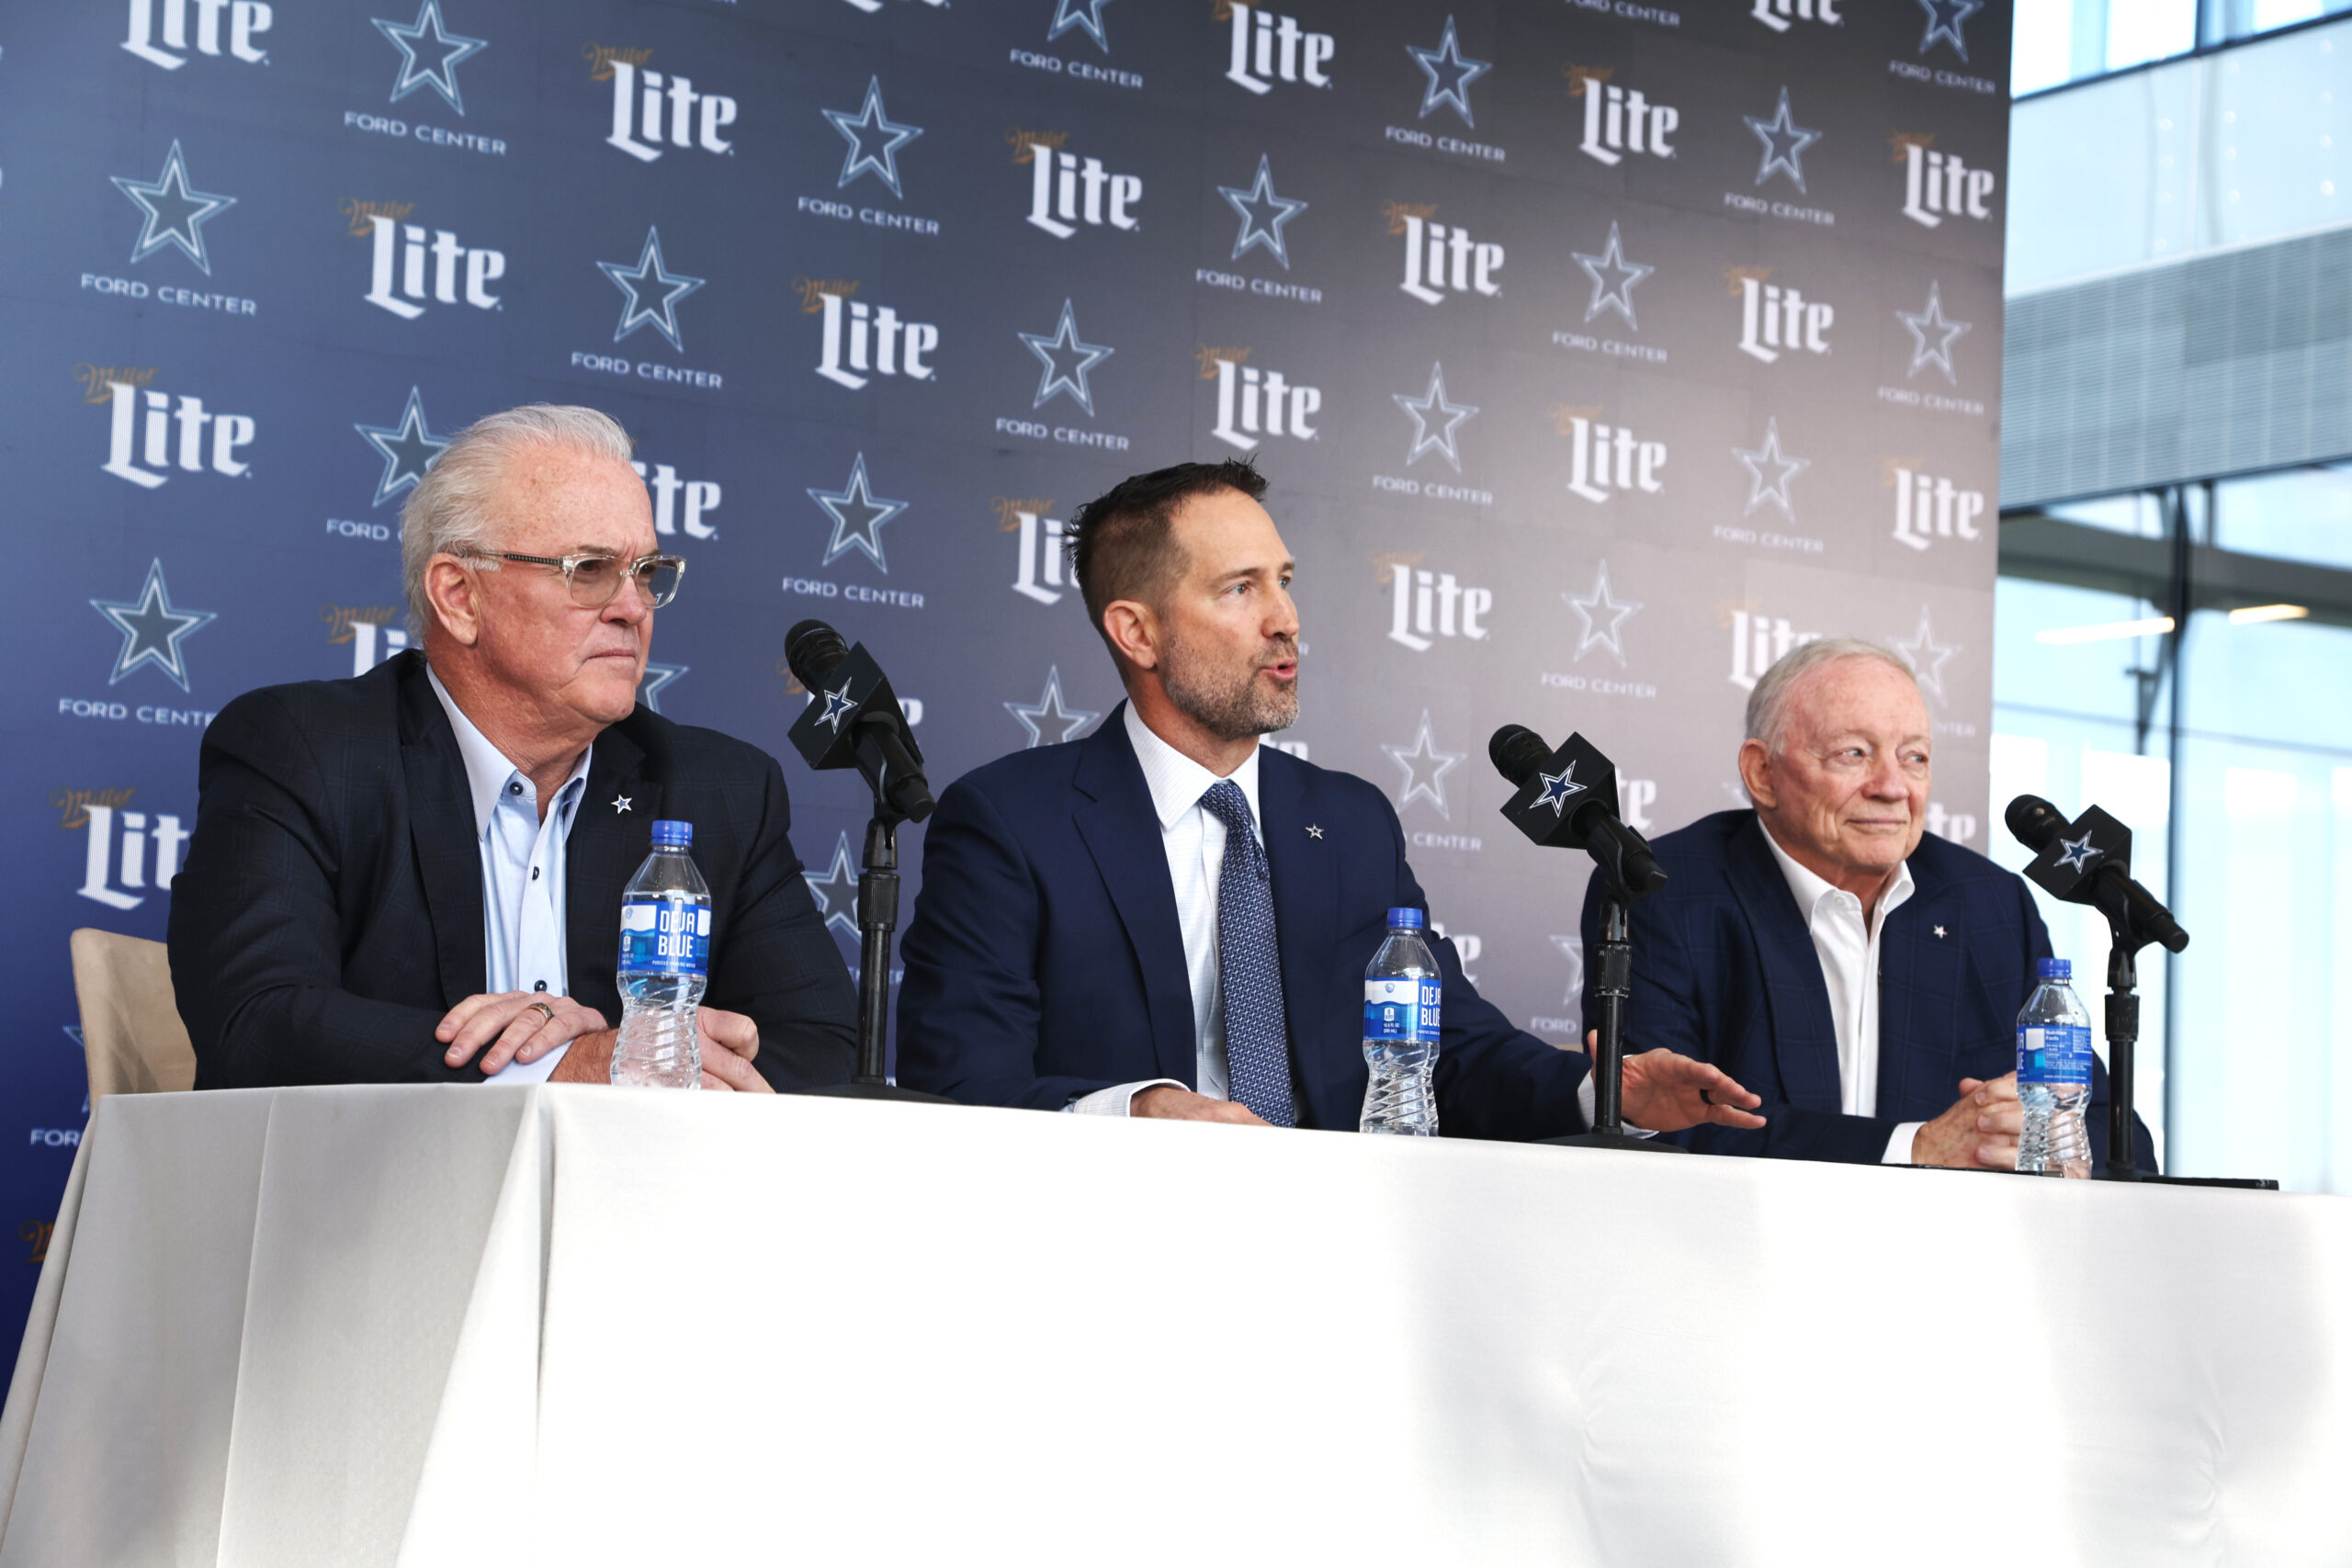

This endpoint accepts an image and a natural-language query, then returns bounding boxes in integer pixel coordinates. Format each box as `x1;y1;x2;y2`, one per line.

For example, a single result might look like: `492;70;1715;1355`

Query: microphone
1490;724;1666;897
2005;793;2187;953
785;619;933;823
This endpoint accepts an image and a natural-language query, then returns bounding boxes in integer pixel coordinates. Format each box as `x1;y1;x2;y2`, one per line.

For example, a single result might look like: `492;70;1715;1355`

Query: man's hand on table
1131;1086;1270;1124
437;996;772;1093
1610;1035;1767;1134
1909;1073;2020;1169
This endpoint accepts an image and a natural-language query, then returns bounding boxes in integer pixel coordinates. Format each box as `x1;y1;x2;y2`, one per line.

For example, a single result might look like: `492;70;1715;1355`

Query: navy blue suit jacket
898;705;1593;1140
1577;809;2156;1171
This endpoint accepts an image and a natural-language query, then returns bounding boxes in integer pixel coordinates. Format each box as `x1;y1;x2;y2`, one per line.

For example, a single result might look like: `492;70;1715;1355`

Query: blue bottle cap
2037;957;2071;980
1387;907;1425;930
650;819;693;849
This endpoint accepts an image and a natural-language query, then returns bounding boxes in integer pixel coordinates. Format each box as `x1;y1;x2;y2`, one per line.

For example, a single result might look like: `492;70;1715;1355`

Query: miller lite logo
1735;271;1834;364
1900;141;1996;228
1561;412;1665;504
1204;350;1320;452
363;214;505;320
1383;558;1491;653
1728;608;1822;691
62;795;189;912
1003;498;1069;605
123;0;271;70
1750;0;1840;31
1890;465;1984;552
1224;3;1334;96
1023;139;1142;238
98;382;254;488
629;460;722;540
325;604;411;677
809;286;939;389
1573;70;1679;167
1397;211;1501;305
604;59;739;162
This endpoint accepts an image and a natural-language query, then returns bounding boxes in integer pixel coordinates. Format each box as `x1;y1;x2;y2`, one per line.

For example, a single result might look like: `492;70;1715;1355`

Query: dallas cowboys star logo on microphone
807;453;906;572
1745;87;1821;193
373;0;486;116
112;140;236;276
1917;0;1982;59
1394;362;1477;472
1218;154;1308;269
353;387;448;506
1573;221;1653;330
598;227;705;351
1534;763;1585;816
1047;0;1114;52
90;558;217;691
824;76;922;198
813;679;859;732
1019;299;1114;415
1407;16;1489;127
2055;829;2102;872
1897;281;1972;385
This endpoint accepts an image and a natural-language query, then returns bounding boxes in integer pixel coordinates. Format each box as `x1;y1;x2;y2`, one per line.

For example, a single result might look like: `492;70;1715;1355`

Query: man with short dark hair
896;460;1762;1137
171;404;857;1091
1578;637;2156;1170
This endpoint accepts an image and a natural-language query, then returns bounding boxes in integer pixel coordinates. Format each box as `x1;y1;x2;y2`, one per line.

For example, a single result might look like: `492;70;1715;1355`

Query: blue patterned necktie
1199;780;1296;1127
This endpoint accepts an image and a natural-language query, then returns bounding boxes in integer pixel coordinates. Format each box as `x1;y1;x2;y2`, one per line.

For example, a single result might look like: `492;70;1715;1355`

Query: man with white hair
1577;637;2155;1170
171;404;857;1091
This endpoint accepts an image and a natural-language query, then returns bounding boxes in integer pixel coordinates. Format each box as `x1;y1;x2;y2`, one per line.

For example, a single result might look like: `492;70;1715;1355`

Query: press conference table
0;1088;2345;1567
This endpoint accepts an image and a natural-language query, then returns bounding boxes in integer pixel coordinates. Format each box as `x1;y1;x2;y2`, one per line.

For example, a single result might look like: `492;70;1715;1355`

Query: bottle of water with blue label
1360;908;1441;1136
611;819;710;1089
2016;956;2093;1178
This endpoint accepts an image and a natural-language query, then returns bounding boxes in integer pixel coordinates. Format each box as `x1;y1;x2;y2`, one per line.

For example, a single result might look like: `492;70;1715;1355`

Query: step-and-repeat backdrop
2;0;2006;1325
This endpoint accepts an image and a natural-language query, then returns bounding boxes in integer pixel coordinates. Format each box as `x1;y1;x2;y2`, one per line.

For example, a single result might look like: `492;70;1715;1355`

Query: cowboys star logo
90;558;217;691
1897;282;1972;385
373;0;486;115
1407;16;1489;127
1019;299;1114;415
1534;763;1585;816
1393;362;1477;471
598;228;706;351
814;679;859;732
824;76;922;197
1218;154;1308;269
807;454;906;572
111;140;236;276
353;387;448;506
2055;829;2102;872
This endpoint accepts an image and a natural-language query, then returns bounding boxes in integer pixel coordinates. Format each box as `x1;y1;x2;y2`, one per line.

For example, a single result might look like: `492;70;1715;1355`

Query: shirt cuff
1882;1122;1925;1165
1066;1079;1184;1116
1576;1069;1658;1138
485;1038;571;1085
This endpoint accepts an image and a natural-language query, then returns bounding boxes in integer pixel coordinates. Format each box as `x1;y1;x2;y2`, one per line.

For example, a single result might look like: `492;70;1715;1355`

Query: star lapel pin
1934;925;1947;939
1306;824;1324;840
612;794;633;814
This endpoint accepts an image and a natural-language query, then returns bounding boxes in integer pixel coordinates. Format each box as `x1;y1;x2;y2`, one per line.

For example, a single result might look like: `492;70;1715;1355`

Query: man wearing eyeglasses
169;404;859;1091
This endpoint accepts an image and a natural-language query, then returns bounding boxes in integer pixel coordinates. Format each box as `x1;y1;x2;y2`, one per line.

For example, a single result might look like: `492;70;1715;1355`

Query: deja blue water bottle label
1363;979;1442;1044
618;898;709;976
2018;1024;2093;1087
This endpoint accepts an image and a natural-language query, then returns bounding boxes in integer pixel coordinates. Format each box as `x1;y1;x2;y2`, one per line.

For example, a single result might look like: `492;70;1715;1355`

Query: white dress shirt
427;667;594;1084
1757;826;1923;1165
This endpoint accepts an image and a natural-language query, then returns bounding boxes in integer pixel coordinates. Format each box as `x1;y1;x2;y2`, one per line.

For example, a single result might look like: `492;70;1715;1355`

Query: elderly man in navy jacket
897;459;1763;1140
1578;638;2156;1171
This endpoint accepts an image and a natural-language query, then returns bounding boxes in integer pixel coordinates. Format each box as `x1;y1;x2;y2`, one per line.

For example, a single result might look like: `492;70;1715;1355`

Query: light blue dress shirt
427;667;594;1084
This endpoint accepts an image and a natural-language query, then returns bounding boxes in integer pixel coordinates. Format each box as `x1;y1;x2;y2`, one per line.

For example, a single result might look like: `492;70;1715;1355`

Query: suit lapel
567;722;650;1023
1258;753;1340;1128
1724;815;1844;1112
1876;862;1961;1116
1071;707;1199;1086
395;656;488;1008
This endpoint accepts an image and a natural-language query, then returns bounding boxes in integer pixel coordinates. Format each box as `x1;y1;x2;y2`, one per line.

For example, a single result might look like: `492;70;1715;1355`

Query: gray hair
400;403;635;635
1743;637;1919;751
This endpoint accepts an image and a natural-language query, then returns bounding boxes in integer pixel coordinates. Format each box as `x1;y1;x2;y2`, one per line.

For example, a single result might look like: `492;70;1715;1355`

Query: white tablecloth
0;1085;2346;1567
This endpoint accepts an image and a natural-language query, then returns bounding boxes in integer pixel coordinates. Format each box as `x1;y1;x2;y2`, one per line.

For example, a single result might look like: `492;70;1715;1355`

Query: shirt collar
426;663;594;839
1758;815;1916;927
1124;702;1261;833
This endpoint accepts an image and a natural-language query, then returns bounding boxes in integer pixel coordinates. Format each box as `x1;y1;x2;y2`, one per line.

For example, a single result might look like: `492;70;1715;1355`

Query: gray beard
1161;633;1299;742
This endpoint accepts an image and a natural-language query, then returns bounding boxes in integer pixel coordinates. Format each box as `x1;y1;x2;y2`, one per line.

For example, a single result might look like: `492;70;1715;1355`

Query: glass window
2108;0;2200;68
2211;463;2352;570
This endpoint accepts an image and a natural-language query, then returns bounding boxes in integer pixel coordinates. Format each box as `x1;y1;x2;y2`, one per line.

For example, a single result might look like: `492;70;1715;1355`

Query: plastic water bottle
611;819;709;1089
1360;908;1441;1136
2016;956;2092;1178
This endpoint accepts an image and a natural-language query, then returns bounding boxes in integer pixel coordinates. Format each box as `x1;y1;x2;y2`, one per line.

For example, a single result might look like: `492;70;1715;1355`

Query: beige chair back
69;929;197;1101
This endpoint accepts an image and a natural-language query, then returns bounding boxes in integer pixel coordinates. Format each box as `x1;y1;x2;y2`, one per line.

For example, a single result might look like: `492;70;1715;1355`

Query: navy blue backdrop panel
0;0;2008;1340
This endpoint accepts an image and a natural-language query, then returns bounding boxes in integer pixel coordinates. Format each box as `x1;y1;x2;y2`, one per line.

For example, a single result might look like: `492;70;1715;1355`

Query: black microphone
784;619;933;823
2005;793;2187;953
1490;724;1666;897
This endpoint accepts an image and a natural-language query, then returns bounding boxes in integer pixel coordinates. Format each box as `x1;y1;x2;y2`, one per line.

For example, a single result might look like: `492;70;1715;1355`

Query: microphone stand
1541;835;1679;1153
806;720;953;1108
